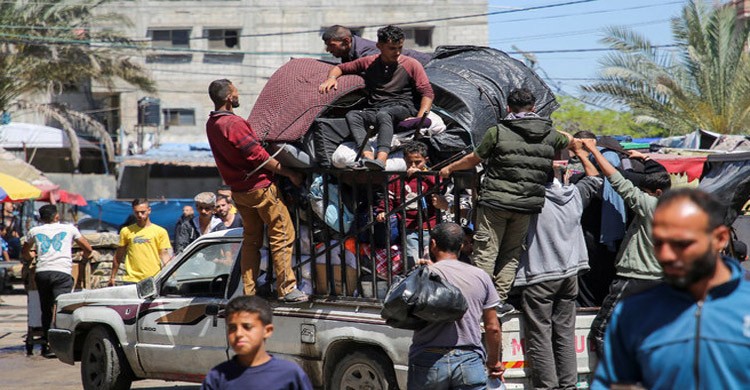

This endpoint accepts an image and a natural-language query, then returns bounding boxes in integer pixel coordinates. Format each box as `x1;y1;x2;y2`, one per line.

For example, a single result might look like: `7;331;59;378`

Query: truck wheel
81;326;133;390
330;350;398;390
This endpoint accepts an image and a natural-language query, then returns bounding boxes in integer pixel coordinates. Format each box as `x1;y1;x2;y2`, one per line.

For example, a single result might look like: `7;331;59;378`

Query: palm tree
0;0;155;167
582;0;750;135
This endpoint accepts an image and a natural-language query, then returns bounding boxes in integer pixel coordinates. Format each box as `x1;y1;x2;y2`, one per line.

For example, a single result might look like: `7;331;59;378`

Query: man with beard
592;189;750;389
206;79;308;303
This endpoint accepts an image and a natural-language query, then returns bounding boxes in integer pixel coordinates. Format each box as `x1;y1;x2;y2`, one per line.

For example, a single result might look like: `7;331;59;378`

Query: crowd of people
8;23;750;390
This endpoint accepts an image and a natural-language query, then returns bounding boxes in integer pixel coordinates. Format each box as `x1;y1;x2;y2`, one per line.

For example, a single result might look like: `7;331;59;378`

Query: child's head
39;204;59;224
402;141;428;171
225;296;274;358
638;171;672;197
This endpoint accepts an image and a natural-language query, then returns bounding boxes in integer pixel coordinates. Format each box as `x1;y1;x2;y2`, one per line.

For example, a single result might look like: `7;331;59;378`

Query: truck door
136;241;239;378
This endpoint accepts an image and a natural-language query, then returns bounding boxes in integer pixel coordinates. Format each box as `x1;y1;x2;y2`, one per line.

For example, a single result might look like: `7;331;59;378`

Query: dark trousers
35;271;74;340
590;277;662;358
345;104;415;155
521;276;578;390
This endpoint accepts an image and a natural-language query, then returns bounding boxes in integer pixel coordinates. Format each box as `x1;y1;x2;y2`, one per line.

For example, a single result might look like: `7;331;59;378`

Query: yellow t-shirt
119;223;172;283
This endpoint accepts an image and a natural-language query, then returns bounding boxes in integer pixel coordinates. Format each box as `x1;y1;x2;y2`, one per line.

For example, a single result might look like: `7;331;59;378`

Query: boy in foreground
202;296;313;390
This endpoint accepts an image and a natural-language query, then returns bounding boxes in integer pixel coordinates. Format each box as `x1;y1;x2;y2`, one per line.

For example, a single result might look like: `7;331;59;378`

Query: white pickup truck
49;228;597;390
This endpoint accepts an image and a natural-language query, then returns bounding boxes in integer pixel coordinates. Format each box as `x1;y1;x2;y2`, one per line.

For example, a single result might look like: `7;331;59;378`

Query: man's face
652;199;729;289
132;204;151;224
182;205;194;217
196;203;215;219
215;199;231;218
324;38;351;58
376;39;403;63
226;311;273;357
228;84;240;108
404;152;427;171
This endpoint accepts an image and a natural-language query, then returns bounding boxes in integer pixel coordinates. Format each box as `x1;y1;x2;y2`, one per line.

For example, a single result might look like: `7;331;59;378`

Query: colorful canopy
0;172;42;201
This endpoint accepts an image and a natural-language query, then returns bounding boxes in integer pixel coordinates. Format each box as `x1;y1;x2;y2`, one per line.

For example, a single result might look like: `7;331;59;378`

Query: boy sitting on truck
376;141;448;267
202;295;313;390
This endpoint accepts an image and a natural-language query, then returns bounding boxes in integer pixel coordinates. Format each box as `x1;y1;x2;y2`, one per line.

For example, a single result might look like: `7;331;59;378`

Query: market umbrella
38;188;88;206
0;172;42;201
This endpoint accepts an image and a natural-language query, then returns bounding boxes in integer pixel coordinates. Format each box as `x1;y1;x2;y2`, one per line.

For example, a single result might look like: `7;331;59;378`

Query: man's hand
406;166;421;178
439;166;451;179
432;194;449;210
288;171;304;188
486;361;505;380
628;150;650;161
107;278;116;287
319;78;338;93
375;212;386;223
582;138;598;152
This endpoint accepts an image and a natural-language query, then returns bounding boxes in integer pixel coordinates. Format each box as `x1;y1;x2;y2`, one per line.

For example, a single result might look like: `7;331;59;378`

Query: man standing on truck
514;141;602;390
592;188;750;389
408;222;503;389
439;88;572;313
321;25;432;65
206;79;308;303
319;25;434;171
108;199;173;286
23;204;93;357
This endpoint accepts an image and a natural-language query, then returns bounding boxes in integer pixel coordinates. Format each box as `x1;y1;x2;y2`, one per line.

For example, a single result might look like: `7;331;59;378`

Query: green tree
552;96;667;138
0;0;155;167
582;0;750;135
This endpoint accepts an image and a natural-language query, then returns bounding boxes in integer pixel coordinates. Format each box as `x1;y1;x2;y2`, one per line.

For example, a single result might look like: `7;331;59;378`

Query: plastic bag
381;265;468;329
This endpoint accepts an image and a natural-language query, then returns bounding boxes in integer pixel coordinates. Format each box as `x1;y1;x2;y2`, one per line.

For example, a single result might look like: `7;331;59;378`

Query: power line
489;18;671;45
488;0;683;25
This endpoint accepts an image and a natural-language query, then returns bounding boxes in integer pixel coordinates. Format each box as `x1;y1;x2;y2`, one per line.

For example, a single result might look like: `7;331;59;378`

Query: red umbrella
38;189;88;206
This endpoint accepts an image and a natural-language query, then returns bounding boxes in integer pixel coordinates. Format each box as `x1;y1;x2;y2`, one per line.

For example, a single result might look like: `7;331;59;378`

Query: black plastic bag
381;266;468;329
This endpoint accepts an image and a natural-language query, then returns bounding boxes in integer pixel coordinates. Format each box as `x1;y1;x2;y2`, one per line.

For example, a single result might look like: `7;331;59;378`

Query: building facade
90;0;488;147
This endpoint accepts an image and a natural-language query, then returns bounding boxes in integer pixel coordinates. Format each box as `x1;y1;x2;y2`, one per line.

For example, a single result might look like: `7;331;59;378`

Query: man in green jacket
440;88;572;313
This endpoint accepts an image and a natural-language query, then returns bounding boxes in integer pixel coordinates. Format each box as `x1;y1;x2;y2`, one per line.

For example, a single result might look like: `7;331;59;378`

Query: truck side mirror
137;277;156;299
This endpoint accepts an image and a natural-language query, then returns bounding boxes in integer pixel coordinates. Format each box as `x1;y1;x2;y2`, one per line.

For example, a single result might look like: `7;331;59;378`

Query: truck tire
330;350;398;390
80;326;133;390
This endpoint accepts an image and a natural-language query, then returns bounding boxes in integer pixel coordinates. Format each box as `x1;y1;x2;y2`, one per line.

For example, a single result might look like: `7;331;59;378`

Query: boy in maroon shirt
319;25;434;170
206;79;308;303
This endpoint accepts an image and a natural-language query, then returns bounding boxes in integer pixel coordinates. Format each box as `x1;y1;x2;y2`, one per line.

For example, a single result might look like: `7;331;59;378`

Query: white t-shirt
27;223;82;274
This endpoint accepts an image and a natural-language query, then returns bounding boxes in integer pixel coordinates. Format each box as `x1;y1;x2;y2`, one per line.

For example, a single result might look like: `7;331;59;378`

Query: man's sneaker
280;288;309;303
496;303;516;315
362;158;385;171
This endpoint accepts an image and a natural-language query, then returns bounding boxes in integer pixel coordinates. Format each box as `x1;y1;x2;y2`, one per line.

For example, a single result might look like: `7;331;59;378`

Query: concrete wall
45;173;118;200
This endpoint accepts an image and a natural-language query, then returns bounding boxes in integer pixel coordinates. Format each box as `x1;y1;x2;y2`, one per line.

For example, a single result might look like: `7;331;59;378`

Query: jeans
405;229;430;269
408;349;487;390
35;270;74;340
521;276;578;390
232;183;297;297
471;206;531;302
346;104;416;154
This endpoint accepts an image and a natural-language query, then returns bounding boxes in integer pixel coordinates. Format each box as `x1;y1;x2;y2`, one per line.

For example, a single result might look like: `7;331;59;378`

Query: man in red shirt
206;79;308;302
319;25;434;171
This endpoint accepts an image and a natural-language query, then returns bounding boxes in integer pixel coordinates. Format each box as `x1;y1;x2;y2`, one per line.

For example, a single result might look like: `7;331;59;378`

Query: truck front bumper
48;328;75;365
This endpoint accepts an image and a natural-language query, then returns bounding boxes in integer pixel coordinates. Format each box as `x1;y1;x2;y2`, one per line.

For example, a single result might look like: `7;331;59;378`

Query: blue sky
487;0;691;100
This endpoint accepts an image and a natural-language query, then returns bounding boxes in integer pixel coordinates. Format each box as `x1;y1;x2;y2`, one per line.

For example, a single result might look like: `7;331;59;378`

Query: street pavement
0;289;199;389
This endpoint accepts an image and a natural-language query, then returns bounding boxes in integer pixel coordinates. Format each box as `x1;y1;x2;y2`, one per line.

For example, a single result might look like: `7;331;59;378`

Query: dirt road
0;291;199;389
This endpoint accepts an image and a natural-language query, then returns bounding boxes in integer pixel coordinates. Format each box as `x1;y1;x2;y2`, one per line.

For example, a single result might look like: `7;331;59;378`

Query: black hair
377;25;404;44
217;184;231;191
507;88;536;111
639;171;672;193
225;295;273;325
401;141;427;157
208;79;233;107
39;204;58;223
322;25;351;42
131;198;149;208
657;188;727;231
573;130;597;139
216;194;232;203
431;222;464;254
